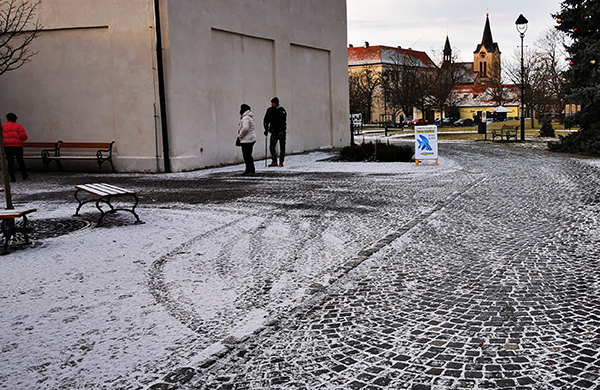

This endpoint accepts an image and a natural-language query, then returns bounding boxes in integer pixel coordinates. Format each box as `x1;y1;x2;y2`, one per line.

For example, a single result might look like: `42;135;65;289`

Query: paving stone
163;144;600;390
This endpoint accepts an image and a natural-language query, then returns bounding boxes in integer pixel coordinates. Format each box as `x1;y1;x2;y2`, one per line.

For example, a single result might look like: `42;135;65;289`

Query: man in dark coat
263;97;287;167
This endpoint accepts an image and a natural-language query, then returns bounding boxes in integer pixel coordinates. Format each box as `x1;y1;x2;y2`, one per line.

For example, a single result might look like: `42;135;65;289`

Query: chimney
364;41;369;48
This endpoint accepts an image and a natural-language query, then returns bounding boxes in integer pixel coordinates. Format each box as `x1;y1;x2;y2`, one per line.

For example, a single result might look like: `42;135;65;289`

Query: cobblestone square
2;141;600;389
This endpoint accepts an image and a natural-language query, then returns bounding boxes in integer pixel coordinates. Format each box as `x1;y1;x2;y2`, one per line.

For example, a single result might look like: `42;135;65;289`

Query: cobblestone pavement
4;141;600;390
150;142;600;390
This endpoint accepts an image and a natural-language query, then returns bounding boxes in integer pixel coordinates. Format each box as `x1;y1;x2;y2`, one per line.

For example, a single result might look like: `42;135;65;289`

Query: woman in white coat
238;104;257;174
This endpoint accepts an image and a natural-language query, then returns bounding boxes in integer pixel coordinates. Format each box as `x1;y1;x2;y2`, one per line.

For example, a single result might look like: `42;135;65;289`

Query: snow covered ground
1;150;461;390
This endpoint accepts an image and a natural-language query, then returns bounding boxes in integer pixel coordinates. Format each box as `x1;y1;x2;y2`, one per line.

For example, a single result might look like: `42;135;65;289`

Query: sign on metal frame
415;125;438;166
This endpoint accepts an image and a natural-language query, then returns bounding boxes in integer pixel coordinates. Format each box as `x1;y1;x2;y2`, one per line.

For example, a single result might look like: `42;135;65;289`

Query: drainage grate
9;218;93;242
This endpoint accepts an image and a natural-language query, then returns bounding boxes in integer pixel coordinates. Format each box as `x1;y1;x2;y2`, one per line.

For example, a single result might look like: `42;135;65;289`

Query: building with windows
444;14;520;121
348;42;437;125
0;0;349;172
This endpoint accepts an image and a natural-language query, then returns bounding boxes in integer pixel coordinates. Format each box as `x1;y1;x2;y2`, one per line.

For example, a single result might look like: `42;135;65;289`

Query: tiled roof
455;62;478;84
348;45;436;68
453;84;520;107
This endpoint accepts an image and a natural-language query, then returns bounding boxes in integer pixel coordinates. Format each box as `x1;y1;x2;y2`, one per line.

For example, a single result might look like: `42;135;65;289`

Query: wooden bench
492;125;519;141
23;141;115;172
53;141;116;172
0;208;37;255
23;142;61;170
74;183;143;227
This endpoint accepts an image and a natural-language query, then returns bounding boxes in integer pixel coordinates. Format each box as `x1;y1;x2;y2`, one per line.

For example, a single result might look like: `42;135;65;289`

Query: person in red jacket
2;113;29;182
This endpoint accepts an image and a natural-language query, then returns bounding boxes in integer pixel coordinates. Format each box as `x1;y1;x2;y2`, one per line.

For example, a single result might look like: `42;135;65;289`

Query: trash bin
478;122;487;134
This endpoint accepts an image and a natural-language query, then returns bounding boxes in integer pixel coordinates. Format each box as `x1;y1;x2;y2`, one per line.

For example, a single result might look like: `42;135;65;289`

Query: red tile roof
348;45;436;68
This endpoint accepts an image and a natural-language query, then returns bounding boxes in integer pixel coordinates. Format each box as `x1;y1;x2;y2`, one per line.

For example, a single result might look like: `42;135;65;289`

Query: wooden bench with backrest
23;141;115;172
0;208;37;255
22;141;61;171
492;125;519;141
74;183;143;227
54;141;116;172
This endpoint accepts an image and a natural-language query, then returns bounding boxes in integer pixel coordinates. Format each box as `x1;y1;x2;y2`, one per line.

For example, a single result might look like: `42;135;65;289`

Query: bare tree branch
0;0;42;77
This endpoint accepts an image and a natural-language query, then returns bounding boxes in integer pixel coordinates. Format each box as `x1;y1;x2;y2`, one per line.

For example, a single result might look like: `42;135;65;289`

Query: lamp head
515;14;529;35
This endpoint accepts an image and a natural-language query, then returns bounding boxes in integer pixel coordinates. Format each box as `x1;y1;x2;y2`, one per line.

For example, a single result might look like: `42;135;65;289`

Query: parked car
454;118;475;127
442;117;458;126
408;118;428;126
434;118;441;126
402;117;413;126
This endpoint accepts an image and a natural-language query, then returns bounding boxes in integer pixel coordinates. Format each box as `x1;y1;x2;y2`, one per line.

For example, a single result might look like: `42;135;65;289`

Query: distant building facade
444;15;520;121
0;0;349;172
348;42;436;124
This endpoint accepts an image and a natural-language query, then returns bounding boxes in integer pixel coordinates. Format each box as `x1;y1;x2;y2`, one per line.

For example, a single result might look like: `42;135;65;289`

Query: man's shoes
22;173;29;180
268;162;278;167
279;162;284;167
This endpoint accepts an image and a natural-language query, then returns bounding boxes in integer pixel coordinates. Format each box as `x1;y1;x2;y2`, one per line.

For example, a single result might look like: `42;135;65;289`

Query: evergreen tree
549;0;600;154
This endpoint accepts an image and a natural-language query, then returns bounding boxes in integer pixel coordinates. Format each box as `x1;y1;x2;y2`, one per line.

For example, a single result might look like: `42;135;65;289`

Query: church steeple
481;14;494;51
474;14;500;55
443;35;452;64
473;14;501;82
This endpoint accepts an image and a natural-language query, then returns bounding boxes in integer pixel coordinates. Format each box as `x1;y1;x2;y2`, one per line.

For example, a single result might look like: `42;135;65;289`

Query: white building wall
163;0;349;171
0;0;349;172
0;0;158;172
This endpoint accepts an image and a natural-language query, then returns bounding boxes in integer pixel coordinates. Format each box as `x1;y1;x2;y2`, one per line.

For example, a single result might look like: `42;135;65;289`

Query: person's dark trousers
5;146;28;181
269;131;286;164
241;142;255;173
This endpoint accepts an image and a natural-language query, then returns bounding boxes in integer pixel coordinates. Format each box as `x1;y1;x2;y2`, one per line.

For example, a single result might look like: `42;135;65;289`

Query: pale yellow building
348;43;436;124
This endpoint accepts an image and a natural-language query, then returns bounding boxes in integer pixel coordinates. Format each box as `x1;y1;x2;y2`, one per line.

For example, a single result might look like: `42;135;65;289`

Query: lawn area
358;120;577;142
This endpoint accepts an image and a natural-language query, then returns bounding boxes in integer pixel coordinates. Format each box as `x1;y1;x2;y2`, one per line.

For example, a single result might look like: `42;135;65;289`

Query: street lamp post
382;71;388;137
515;14;528;141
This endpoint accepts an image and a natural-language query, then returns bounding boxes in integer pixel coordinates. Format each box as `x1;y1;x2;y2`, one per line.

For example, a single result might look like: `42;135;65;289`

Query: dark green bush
549;125;600;156
539;120;555;138
340;142;414;162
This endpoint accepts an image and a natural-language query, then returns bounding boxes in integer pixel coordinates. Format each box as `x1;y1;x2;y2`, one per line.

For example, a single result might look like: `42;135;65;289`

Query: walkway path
165;143;600;389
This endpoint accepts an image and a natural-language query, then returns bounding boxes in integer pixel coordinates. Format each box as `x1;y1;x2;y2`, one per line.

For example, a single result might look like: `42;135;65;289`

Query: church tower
474;14;501;82
443;35;452;64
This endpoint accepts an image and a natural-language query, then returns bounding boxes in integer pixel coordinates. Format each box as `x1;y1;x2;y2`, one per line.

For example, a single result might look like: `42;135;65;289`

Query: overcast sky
347;0;564;63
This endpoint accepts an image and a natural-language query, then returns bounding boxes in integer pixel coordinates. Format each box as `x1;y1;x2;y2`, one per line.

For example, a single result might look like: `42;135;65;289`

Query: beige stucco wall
0;0;348;172
163;0;349;171
0;0;158;172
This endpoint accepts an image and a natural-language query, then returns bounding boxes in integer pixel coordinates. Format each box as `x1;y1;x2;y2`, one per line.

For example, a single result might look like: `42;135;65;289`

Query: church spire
474;13;500;54
481;14;494;52
443;35;452;63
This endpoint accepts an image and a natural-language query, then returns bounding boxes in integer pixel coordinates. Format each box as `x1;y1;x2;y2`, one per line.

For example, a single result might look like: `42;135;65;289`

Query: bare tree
348;64;380;123
383;52;439;123
533;28;568;121
383;56;420;121
431;52;473;119
0;0;41;76
0;0;41;212
505;28;568;126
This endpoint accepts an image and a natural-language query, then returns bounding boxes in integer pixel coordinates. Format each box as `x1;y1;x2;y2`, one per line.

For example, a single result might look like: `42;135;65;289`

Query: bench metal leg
74;189;98;216
1;220;12;255
95;194;143;227
1;217;33;255
96;158;115;173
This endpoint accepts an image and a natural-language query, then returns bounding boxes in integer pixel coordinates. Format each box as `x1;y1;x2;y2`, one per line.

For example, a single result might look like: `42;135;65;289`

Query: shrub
339;142;414;162
549;124;600;156
539;120;555;138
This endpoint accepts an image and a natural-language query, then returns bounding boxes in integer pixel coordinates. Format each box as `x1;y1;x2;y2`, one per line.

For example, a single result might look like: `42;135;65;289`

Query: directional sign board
351;113;363;127
415;125;438;166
